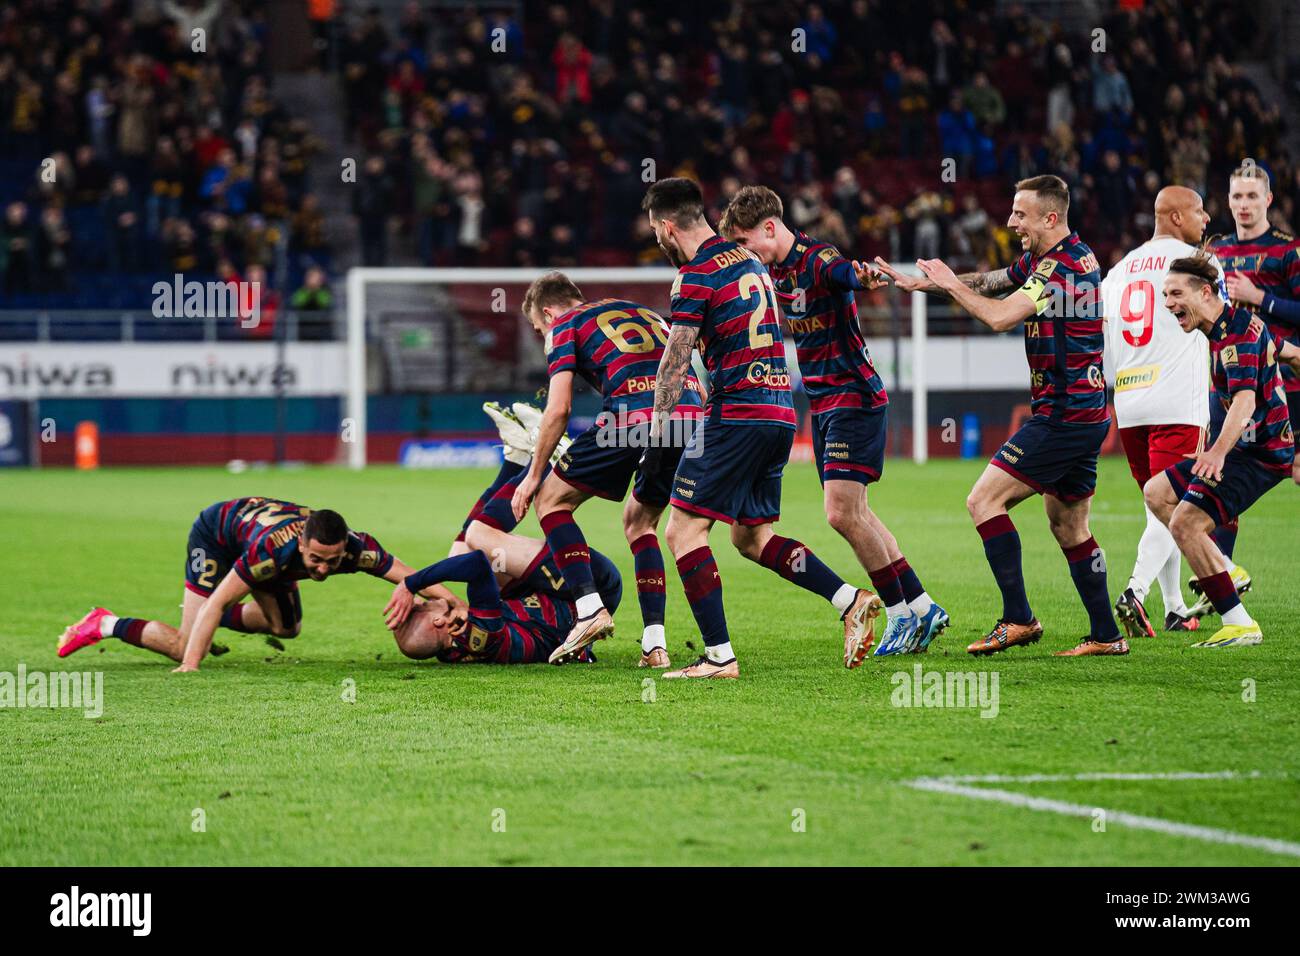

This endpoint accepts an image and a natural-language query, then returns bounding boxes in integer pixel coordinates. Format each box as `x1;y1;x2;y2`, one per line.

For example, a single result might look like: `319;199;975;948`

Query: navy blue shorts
1290;390;1300;434
671;419;793;525
1164;450;1286;525
502;545;623;615
554;419;699;508
185;504;239;597
991;416;1109;501
812;406;887;485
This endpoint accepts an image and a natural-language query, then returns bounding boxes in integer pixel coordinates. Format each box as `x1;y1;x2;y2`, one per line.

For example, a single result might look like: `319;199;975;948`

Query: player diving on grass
385;451;624;665
641;177;880;679
56;498;452;672
1101;186;1219;637
876;175;1125;657
720;185;950;656
1143;254;1298;647
507;271;705;668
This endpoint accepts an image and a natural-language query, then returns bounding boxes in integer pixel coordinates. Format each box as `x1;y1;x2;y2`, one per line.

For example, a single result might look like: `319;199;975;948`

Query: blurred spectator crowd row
0;0;332;318
342;0;1293;277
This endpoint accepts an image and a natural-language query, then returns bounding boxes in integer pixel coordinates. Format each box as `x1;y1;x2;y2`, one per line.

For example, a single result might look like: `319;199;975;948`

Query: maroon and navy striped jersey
1212;227;1300;392
211;497;393;587
769;232;887;415
669;235;797;428
1007;232;1109;425
1208;305;1295;472
546;298;703;425
440;591;577;664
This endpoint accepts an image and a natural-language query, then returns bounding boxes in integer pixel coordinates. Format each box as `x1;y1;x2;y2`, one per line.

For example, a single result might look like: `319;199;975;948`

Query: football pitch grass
2;458;1297;866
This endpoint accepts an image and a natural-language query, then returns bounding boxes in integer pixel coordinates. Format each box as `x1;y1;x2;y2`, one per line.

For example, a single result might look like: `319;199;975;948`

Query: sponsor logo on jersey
746;361;791;388
1115;365;1160;392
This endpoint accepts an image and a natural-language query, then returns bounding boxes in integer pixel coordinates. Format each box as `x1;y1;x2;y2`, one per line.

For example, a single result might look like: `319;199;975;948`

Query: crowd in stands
0;0;331;317
0;0;1294;319
340;0;1292;281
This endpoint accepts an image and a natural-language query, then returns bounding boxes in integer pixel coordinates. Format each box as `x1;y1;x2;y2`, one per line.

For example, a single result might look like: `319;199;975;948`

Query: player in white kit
1102;187;1221;637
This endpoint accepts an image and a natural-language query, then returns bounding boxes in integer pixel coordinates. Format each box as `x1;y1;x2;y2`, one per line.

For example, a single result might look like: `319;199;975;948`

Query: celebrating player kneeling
642;177;879;678
1101;186;1218;637
509;272;704;668
877;175;1125;657
1143;254;1296;647
57;498;444;671
720;185;948;656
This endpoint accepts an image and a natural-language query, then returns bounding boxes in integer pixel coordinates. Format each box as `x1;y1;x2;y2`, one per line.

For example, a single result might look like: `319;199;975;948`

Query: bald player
1102;186;1223;638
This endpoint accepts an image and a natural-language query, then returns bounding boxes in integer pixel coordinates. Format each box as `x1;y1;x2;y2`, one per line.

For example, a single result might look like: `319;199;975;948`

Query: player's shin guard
1197;570;1246;621
111;617;148;646
1211;519;1238;562
758;534;848;606
868;563;906;611
631;532;667;629
219;603;255;633
1063;536;1120;641
539;510;600;613
892;556;933;613
675;545;731;661
976;515;1033;624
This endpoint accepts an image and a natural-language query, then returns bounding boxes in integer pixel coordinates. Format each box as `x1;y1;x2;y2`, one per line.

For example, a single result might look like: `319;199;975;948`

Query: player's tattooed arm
873;257;1014;299
651;322;701;437
962;268;1016;296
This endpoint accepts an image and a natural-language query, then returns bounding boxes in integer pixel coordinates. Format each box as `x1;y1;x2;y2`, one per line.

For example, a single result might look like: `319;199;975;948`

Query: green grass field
2;458;1298;866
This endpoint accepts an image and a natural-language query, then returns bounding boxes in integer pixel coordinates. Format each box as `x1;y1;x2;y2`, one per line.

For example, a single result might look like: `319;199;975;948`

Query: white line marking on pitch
904;771;1300;860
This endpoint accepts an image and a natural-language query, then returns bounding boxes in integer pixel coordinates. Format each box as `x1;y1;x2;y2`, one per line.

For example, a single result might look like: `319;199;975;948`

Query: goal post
344;266;929;470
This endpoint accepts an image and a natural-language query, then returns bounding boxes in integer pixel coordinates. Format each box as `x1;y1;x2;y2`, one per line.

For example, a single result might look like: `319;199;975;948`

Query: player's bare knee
1168;507;1206;546
824;500;858;537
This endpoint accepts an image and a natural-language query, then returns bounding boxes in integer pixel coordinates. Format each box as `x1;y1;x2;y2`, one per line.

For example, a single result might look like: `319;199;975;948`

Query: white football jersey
1101;236;1217;428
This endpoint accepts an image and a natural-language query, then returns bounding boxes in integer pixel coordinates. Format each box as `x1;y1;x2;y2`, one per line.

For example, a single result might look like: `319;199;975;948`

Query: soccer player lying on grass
876;175;1125;658
57;498;454;672
1143;254;1298;648
508;271;706;669
720;185;950;657
386;500;624;665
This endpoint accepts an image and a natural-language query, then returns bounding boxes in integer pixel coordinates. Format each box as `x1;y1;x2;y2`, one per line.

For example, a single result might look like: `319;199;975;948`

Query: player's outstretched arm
1193;389;1256;482
875;256;1014;300
385;557;459;604
174;571;250;672
512;371;573;521
650;322;700;437
388;551;501;629
916;258;1033;332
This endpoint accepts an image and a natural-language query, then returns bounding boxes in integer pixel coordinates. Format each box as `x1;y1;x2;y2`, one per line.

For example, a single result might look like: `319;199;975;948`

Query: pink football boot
58;607;113;658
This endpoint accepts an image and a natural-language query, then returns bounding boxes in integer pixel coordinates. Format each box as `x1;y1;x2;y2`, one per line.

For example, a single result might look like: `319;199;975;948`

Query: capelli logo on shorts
50;886;151;936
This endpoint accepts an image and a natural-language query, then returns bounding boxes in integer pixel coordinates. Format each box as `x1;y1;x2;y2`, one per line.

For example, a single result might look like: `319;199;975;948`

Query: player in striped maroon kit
386;477;625;665
720;185;949;656
879;175;1124;657
510;272;704;668
641;178;879;679
1144;254;1296;647
57;498;447;671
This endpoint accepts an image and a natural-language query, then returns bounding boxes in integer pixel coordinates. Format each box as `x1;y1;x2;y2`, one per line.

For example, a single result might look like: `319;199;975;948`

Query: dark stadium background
0;0;1296;466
